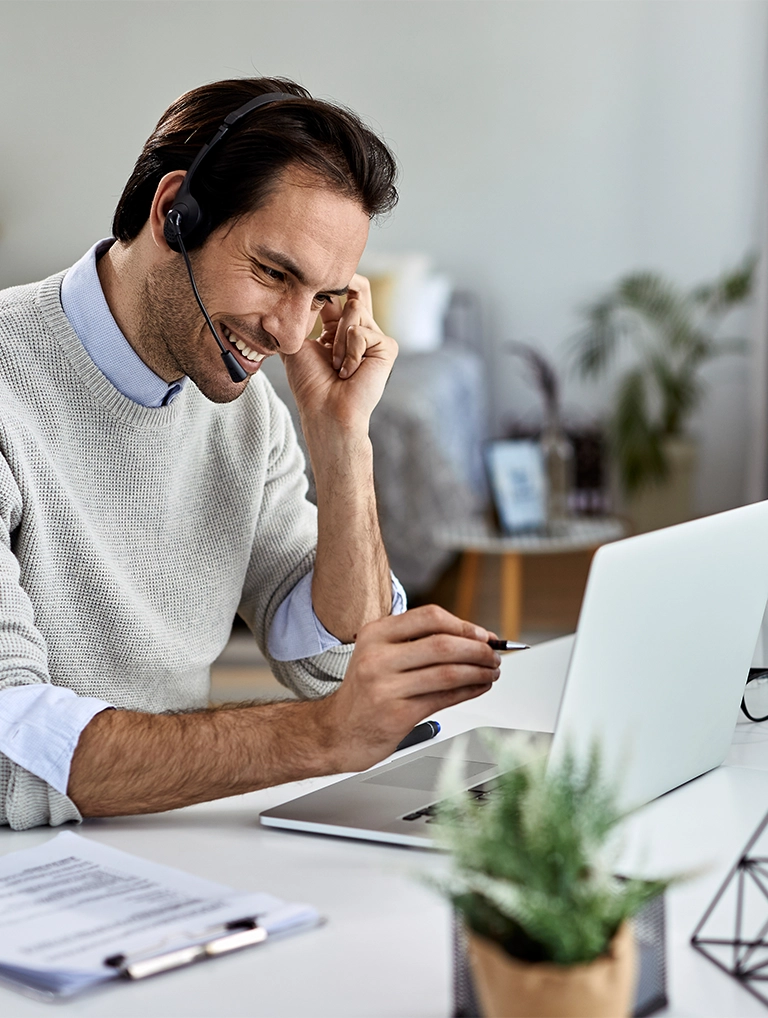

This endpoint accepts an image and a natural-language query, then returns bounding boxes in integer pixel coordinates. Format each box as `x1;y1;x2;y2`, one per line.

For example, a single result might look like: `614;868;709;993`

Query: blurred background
3;0;767;696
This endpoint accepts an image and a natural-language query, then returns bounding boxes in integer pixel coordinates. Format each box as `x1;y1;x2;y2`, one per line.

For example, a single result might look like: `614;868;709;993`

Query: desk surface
3;638;768;1017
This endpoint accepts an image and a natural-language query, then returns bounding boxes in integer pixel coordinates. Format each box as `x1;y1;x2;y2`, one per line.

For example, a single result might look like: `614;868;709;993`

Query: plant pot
466;921;637;1018
619;436;697;534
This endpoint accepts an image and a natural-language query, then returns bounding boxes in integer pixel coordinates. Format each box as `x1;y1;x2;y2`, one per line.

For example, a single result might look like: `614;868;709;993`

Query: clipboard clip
104;918;267;981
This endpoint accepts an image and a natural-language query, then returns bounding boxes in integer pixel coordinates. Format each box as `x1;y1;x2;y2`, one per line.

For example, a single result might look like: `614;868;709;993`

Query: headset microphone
169;213;248;384
163;91;296;385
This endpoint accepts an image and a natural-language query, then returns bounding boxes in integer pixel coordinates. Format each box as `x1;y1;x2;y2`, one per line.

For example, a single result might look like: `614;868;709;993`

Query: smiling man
0;78;500;829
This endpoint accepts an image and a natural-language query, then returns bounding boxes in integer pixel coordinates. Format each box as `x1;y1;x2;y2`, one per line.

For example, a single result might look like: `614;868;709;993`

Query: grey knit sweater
0;272;353;830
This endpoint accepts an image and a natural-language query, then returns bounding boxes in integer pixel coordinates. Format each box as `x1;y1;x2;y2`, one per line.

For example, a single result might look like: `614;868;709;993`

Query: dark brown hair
112;77;398;246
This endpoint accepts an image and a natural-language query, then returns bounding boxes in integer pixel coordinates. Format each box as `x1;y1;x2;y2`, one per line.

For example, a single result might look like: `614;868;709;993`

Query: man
0;77;500;830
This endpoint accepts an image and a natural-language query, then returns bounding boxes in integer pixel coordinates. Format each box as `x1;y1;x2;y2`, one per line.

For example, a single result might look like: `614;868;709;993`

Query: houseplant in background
571;258;755;531
429;737;671;1018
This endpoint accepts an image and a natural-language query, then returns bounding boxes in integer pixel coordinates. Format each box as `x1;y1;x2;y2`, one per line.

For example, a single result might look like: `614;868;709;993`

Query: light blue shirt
0;241;405;796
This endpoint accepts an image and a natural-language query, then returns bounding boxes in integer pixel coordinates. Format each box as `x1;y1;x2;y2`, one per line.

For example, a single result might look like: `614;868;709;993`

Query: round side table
434;517;626;639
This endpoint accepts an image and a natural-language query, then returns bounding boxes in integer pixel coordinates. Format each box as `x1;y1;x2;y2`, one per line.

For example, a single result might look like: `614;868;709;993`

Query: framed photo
485;440;546;534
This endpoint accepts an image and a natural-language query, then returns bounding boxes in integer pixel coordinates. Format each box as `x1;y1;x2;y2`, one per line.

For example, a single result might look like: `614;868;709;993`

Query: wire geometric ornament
692;810;768;1008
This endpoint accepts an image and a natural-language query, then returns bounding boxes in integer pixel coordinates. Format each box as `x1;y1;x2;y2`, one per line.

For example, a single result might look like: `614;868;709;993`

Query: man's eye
313;294;333;306
260;264;284;281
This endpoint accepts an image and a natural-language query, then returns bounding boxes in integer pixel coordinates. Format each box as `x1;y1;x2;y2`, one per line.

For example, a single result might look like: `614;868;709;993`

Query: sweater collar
60;239;187;408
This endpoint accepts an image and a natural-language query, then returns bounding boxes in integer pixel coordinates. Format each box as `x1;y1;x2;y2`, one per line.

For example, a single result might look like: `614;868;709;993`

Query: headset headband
164;91;296;251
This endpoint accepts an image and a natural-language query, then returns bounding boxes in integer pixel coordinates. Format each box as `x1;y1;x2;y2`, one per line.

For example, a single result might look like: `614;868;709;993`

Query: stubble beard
139;256;250;405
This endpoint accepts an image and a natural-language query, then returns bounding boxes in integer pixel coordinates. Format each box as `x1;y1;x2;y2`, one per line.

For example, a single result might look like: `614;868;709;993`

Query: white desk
3;638;768;1016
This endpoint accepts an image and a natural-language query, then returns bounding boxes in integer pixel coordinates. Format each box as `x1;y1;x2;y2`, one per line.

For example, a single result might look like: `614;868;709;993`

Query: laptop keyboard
401;784;498;823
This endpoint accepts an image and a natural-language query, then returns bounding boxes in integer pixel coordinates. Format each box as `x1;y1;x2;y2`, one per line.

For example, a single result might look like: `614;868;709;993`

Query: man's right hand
68;605;499;818
311;605;501;773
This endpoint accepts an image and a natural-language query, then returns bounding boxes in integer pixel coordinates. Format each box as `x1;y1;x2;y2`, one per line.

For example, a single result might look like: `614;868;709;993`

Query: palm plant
571;258;755;495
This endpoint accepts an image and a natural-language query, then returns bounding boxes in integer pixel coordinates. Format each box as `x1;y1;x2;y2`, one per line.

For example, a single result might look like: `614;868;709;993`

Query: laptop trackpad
362;756;491;791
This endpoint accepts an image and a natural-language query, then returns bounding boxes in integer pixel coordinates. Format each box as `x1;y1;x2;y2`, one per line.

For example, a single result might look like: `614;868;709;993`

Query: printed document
0;831;318;998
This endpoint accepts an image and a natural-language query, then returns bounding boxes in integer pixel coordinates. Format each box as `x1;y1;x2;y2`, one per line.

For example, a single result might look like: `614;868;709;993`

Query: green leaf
570;297;619;378
692;253;757;315
611;369;665;493
569;257;752;496
425;740;678;966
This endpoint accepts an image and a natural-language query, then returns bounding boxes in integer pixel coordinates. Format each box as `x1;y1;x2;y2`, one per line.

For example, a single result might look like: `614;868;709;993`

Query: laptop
260;501;768;847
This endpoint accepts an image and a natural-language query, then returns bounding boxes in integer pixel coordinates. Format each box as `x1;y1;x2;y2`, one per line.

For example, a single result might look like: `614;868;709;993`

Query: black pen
488;639;530;651
396;720;441;752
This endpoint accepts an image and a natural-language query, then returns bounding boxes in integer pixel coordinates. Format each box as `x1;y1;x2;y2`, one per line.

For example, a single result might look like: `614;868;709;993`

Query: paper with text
0;831;318;997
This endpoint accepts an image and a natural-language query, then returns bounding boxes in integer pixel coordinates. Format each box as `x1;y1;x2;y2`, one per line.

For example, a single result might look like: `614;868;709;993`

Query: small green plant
429;736;671;966
571;258;755;495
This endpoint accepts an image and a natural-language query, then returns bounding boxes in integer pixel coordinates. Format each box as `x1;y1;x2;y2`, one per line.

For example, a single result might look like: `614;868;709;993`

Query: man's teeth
221;326;265;363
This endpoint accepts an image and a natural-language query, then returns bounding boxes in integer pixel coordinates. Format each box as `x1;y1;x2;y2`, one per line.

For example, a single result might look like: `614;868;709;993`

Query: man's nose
261;302;313;355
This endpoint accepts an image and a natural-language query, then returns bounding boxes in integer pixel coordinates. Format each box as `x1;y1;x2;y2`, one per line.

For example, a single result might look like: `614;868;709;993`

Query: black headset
163;91;296;383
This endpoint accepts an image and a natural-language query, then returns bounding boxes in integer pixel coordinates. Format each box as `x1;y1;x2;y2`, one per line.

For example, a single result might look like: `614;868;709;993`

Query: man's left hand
282;274;397;435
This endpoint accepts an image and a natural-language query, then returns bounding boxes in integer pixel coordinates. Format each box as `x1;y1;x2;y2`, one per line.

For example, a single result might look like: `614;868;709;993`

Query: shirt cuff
0;685;113;795
267;569;408;661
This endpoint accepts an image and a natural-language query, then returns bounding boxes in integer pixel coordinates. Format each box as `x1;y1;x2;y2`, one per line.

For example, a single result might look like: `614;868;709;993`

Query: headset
163;92;297;384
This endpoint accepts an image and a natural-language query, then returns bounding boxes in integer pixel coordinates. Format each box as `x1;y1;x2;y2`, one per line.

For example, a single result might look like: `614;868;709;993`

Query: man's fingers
318;324;338;348
395;663;500;697
386;633;500;673
346;273;374;316
319;295;343;333
337;325;369;378
331;323;389;376
361;604;489;645
330;295;389;377
410;682;495;716
330;298;370;370
330;306;351;372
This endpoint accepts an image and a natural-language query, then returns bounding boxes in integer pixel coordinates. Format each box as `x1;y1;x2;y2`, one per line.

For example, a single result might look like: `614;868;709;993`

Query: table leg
500;553;523;640
455;551;480;622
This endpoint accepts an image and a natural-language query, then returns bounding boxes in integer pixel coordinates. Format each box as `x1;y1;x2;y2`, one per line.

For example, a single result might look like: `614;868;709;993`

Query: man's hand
311;605;501;773
68;606;499;818
282;274;398;435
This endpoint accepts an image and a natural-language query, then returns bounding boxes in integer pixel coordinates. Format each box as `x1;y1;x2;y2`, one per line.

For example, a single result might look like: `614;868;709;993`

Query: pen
488;639;530;651
396;720;441;752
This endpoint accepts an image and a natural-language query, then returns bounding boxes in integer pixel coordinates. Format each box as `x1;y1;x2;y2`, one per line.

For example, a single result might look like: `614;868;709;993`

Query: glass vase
541;424;574;534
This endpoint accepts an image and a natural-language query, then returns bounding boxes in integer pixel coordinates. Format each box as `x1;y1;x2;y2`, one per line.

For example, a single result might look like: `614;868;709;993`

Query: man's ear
149;172;187;252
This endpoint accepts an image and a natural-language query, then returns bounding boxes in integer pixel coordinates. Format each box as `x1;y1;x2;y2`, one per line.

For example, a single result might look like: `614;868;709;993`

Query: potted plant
429;737;671;1018
571;259;754;531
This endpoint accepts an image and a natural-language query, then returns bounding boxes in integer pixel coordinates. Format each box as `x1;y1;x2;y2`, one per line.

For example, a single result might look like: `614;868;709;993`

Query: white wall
1;0;766;515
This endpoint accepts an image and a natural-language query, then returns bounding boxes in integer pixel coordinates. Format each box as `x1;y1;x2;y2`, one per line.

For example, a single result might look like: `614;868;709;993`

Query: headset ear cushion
163;209;182;251
163;196;203;251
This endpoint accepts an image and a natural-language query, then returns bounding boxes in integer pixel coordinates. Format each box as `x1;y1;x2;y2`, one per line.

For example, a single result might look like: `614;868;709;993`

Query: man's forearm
283;274;397;642
68;607;501;818
67;699;336;817
307;429;391;642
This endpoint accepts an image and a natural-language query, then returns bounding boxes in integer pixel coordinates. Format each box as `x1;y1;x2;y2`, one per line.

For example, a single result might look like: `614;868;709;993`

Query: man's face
143;165;370;403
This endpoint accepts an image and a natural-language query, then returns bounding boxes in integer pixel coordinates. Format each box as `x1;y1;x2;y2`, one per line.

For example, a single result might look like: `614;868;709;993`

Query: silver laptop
260;501;768;847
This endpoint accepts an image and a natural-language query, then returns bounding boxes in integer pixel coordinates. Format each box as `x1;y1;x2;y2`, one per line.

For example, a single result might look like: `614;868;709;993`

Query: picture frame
484;439;546;534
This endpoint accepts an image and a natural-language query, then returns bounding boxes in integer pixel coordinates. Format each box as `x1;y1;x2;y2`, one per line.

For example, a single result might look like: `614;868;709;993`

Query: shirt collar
60;239;187;408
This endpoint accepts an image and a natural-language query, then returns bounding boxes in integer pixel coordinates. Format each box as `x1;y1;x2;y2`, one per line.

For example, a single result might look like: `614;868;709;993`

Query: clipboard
105;917;268;981
0;913;324;1004
0;832;321;1002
